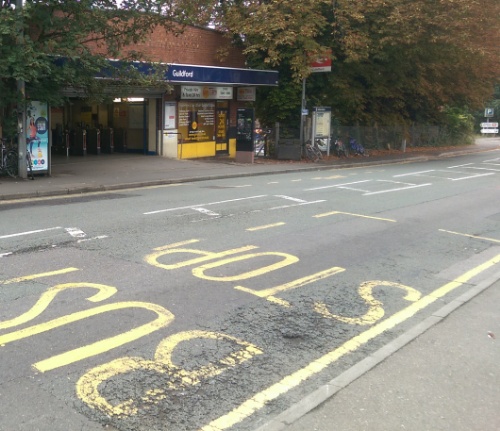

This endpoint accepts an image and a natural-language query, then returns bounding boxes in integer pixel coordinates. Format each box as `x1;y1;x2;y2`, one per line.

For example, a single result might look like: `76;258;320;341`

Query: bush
440;106;475;146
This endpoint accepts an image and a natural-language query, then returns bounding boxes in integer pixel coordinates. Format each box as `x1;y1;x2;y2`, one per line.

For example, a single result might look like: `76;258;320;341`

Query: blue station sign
166;64;278;86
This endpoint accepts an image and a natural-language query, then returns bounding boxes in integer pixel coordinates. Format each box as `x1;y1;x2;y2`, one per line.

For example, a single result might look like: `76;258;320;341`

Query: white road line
143;195;267;215
439;229;500;243
0;252;13;258
275;195;309;203
191;207;220;216
77;235;109;243
393;170;434;177
396;169;475;180
65;227;87;238
269;200;326;210
305;180;372;191
0;227;63;240
450;173;495;181
460;166;500;172
447;163;473;169
336;185;372;192
314;211;396;222
376;180;419;186
364;183;432;195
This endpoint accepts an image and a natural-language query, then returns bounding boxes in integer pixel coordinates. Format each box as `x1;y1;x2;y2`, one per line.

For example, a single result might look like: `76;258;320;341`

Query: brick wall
92;25;247;68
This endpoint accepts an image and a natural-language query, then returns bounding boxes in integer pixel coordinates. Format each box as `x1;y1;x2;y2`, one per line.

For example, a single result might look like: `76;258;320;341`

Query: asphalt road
1;151;499;431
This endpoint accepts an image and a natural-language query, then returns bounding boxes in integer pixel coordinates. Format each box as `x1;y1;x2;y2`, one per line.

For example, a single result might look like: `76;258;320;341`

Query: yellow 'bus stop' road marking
1;268;80;285
200;253;500;431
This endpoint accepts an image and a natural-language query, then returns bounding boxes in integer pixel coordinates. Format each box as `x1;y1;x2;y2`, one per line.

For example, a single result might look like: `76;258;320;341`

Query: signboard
216;110;228;142
484;108;494;118
312;107;331;153
178;101;215;143
181;86;233;100
26;101;49;173
309;51;332;73
166;64;278;86
313;107;331;137
481;120;498;133
237;87;256;101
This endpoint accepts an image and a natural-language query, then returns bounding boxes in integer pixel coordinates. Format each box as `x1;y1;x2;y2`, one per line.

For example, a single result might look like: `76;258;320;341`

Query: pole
299;77;306;146
17;0;27;179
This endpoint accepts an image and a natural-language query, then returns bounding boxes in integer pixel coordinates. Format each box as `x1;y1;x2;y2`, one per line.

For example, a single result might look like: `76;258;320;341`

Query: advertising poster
178;102;215;143
312;107;332;153
314;107;331;137
237;87;256;101
27;101;49;172
164;102;176;129
181;86;233;100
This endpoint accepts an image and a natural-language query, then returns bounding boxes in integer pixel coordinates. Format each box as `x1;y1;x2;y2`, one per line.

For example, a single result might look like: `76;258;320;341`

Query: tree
0;0;201;136
213;0;500;127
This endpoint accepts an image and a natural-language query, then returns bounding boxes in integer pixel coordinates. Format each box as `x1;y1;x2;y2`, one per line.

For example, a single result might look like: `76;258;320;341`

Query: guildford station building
51;24;278;162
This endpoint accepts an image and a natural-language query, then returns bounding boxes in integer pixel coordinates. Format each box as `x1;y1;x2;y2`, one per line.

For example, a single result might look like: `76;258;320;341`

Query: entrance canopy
100;59;279;87
56;58;279;97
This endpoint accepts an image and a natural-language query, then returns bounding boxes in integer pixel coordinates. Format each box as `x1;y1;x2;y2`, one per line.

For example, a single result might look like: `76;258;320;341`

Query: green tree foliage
213;0;500;127
0;0;200;135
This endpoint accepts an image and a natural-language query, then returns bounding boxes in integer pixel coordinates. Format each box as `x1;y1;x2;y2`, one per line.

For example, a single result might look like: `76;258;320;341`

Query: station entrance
51;97;160;157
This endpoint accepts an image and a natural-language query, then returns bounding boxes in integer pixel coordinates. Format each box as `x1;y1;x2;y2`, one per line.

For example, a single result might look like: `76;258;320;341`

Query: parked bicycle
0;137;34;180
349;137;369;157
0;138;18;177
254;128;271;157
304;139;323;162
332;137;348;158
314;137;329;153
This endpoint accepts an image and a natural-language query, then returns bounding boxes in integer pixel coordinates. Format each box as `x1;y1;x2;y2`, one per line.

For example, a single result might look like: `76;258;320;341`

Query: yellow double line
201;253;500;431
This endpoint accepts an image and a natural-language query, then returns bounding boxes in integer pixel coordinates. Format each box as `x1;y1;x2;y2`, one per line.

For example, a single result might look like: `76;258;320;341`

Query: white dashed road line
0;226;63;239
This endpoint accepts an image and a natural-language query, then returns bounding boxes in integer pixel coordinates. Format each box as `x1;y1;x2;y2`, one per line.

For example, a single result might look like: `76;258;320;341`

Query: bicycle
349;137;369;157
314;137;329;152
304;140;323;162
254;128;271;157
254;139;266;157
0;137;35;180
332;138;348;158
0;138;18;177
